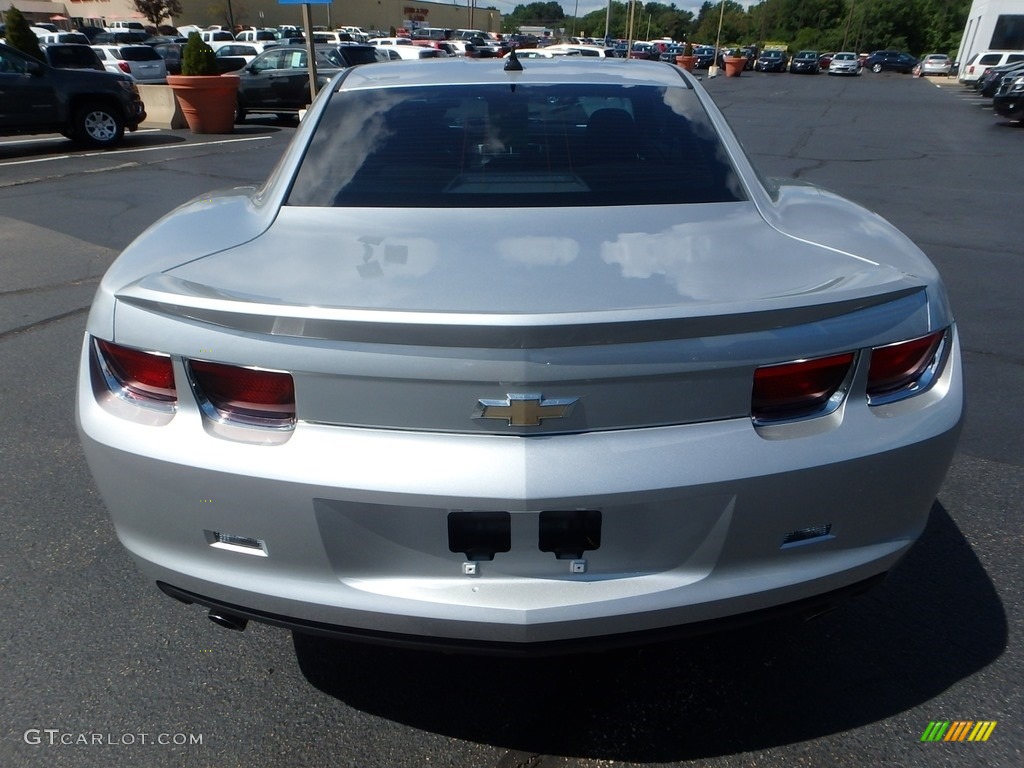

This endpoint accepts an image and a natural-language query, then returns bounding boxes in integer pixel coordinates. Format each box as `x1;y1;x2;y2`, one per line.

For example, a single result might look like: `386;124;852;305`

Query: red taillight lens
95;339;176;402
867;330;944;398
752;352;855;421
189;360;295;423
117;61;131;74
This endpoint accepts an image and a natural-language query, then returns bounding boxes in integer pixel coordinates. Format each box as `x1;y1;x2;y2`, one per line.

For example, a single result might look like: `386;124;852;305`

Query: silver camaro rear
77;58;963;652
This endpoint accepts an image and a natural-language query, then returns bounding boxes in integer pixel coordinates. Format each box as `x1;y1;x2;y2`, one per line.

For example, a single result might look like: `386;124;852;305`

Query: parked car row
945;48;1024;122
960;59;1024;122
746;49;960;78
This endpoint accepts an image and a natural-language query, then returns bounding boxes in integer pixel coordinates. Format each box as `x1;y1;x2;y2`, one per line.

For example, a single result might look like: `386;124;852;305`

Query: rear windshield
324;46;378;66
46;46;100;68
287;83;744;208
118;46;162;61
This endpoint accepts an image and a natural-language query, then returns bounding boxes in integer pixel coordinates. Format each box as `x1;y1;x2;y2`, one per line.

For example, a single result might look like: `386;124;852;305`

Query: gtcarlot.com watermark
24;729;203;746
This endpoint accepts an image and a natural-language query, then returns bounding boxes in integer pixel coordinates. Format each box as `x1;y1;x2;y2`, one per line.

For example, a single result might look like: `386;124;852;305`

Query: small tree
131;0;184;29
4;6;44;62
180;32;218;75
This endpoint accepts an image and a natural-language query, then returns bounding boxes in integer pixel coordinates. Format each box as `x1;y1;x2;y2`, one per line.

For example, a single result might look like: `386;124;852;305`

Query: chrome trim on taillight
751;352;858;426
185;360;296;445
90;337;177;421
867;328;950;407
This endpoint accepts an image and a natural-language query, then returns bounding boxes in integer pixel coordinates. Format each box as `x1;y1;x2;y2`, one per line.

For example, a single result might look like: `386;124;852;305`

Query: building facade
2;0;501;36
957;0;1024;64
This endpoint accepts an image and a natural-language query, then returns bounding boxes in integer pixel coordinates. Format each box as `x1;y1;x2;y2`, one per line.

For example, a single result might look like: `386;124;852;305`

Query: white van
105;20;146;33
236;29;278;43
199;29;236;50
37;31;91;44
959;50;1024;83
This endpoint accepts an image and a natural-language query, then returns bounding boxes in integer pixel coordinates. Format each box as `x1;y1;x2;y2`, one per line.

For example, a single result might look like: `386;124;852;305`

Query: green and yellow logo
921;721;997;742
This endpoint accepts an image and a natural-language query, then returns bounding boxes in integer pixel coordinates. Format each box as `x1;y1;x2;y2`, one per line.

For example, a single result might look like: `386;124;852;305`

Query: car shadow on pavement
293;501;1006;762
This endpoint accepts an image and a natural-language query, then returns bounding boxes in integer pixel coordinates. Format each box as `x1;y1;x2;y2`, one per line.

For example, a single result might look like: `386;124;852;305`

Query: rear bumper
78;327;964;646
157;573;890;656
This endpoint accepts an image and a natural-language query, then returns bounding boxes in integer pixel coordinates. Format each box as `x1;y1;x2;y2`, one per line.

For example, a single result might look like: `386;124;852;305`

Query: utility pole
843;0;855;51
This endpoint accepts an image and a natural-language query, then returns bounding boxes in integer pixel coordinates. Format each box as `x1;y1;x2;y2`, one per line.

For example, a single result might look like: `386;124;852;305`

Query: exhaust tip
208;610;248;631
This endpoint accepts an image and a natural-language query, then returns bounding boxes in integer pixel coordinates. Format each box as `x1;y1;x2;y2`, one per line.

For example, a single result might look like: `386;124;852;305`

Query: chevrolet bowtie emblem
475;393;578;427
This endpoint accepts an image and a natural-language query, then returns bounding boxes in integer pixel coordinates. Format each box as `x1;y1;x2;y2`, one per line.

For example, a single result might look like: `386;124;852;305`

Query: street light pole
842;0;855;51
712;0;725;76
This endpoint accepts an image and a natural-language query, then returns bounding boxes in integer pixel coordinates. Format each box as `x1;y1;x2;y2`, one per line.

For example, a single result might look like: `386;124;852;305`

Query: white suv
91;44;168;83
959;50;1024;84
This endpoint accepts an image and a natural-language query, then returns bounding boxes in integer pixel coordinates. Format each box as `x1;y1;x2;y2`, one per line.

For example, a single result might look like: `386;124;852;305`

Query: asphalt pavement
0;73;1021;768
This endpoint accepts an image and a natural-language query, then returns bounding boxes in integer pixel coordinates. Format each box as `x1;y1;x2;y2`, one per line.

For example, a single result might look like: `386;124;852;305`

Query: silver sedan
919;53;953;76
77;57;963;652
829;51;862;75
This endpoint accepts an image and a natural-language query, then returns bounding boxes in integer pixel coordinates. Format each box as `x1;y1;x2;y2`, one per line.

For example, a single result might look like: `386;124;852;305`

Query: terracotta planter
675;55;697;72
167;74;240;134
725;57;746;77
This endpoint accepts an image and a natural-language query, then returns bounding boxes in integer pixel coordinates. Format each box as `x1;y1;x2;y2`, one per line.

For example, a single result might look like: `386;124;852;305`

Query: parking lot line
0;135;272;168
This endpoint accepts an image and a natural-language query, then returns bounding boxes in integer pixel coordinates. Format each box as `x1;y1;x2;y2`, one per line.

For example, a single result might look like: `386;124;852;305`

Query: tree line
502;0;970;56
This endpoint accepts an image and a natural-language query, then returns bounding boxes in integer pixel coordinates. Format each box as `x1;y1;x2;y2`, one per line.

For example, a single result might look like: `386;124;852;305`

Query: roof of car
337;57;691;90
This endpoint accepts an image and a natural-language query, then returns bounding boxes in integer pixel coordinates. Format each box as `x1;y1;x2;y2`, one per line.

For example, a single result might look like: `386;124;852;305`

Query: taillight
94;338;176;403
189;360;295;427
867;330;945;403
752;352;855;422
117;61;131;74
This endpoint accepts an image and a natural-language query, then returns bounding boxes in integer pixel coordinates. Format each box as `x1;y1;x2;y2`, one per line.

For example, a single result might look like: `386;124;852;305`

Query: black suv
0;42;146;147
864;50;918;73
